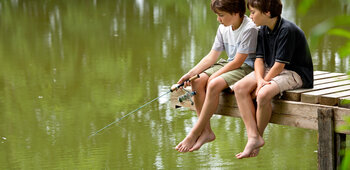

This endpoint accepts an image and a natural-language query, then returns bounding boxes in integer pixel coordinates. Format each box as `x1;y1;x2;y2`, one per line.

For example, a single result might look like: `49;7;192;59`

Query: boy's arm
187;50;221;76
177;50;221;85
264;62;285;81
254;58;266;96
254;58;265;81
210;53;248;79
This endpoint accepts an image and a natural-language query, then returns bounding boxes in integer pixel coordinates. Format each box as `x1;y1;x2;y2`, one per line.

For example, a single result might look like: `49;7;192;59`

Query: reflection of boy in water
175;0;258;153
233;0;313;159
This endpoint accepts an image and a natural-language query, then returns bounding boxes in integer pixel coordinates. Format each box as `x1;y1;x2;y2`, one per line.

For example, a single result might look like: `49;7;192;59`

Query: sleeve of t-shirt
211;26;225;52
237;27;258;54
256;29;264;58
275;28;295;64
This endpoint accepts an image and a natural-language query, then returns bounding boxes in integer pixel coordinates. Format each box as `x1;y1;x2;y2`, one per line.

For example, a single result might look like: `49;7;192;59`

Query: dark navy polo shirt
256;17;314;88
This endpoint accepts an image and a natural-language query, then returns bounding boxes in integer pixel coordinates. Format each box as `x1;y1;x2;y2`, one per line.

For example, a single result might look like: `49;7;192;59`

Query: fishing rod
89;74;200;138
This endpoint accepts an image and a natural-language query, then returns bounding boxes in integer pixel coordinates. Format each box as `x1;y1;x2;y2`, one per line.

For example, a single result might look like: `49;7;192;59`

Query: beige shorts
247;68;303;93
204;59;253;87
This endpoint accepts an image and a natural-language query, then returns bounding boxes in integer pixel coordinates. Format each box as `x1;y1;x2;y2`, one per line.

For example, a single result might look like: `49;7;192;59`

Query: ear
265;11;271;18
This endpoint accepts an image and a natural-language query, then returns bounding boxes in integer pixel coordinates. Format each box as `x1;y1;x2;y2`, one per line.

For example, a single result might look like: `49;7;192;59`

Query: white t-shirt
211;15;258;68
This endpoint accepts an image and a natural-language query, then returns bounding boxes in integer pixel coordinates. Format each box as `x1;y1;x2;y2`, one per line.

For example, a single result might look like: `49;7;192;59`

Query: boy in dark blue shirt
233;0;313;159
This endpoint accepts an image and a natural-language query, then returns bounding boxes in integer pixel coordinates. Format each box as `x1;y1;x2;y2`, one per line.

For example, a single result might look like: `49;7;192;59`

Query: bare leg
190;73;216;151
234;76;265;159
245;82;280;158
255;82;280;139
176;77;227;152
175;73;209;151
235;81;280;159
192;73;209;115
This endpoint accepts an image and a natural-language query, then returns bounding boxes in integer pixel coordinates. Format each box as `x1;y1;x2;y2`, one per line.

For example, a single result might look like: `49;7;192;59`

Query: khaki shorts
204;59;253;87
247;68;303;93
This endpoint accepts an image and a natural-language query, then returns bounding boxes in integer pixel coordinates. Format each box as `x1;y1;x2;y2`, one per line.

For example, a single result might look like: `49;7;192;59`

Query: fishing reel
178;88;196;105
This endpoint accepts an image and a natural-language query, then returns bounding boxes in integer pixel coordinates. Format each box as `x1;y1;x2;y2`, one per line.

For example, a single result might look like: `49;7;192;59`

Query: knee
233;81;249;96
256;91;272;106
206;79;222;94
192;74;208;90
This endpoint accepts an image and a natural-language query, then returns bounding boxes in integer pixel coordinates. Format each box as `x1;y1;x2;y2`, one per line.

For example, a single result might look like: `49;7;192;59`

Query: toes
179;146;189;153
180;147;185;152
236;153;246;159
236;152;250;159
175;143;182;151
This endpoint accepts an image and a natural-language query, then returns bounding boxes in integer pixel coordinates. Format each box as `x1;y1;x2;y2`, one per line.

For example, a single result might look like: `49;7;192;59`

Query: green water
0;0;349;169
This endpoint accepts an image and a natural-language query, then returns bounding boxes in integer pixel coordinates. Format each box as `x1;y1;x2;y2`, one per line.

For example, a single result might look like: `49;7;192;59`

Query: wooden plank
306;84;350;95
301;84;350;104
269;113;317;130
317;108;335;170
320;92;350;106
314;75;350;85
314;70;329;76
282;88;310;101
314;72;346;80
283;80;350;101
272;101;348;133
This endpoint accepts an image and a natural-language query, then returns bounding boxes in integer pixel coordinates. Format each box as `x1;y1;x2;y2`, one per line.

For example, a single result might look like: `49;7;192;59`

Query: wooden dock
171;71;350;170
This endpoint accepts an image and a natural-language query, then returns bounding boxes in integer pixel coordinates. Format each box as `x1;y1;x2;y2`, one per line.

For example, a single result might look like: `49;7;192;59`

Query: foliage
309;15;350;59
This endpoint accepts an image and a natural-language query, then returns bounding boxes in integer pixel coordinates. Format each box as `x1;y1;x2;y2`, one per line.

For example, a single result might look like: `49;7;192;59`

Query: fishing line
89;91;170;138
89;74;200;138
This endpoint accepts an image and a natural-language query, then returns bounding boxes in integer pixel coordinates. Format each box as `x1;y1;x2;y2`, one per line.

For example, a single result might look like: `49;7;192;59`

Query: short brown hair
247;0;282;18
211;0;246;18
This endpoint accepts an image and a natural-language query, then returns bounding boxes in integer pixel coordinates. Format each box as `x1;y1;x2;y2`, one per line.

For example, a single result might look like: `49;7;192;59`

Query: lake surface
0;0;349;169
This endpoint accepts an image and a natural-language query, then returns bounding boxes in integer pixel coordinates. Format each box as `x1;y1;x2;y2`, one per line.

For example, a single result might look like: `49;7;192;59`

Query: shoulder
279;18;305;37
242;15;258;31
241;16;258;34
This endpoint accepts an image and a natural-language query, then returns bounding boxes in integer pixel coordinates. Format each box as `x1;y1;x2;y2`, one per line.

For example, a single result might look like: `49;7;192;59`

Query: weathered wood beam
320;92;350;106
317;108;335;170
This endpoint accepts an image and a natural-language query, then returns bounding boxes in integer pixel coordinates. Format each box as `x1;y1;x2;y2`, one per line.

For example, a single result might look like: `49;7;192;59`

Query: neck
266;17;278;31
232;16;244;30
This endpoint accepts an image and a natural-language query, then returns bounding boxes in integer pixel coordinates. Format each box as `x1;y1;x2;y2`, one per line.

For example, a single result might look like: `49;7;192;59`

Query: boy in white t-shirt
175;0;258;153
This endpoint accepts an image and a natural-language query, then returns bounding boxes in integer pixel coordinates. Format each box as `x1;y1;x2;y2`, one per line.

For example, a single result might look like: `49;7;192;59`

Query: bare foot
235;148;260;158
189;130;216;152
235;136;264;159
175;134;198;152
249;148;260;157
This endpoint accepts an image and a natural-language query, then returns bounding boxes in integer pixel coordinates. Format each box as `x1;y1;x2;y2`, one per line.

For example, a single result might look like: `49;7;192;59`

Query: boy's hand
255;79;271;96
177;73;192;89
208;74;217;84
208;71;221;83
